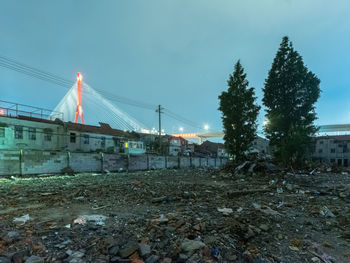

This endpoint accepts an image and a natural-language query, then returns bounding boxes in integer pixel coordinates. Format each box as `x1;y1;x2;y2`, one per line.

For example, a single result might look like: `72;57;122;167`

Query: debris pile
0;167;349;262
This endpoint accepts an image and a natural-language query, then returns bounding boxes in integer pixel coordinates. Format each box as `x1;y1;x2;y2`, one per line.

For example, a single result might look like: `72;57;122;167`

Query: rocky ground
0;167;350;263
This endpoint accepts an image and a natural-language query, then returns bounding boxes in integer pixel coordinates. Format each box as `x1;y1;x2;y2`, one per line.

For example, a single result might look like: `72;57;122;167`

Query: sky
1;0;350;138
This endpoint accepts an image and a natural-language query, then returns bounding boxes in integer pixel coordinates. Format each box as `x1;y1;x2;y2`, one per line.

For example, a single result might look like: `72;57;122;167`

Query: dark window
344;159;348;167
330;159;335;163
343;148;347;153
338;159;342;166
83;134;89;144
338;144;343;148
101;137;106;148
44;132;52;141
15;126;23;139
318;149;323;153
319;140;324;144
330;148;335;153
28;128;36;140
70;133;76;143
0;127;4;138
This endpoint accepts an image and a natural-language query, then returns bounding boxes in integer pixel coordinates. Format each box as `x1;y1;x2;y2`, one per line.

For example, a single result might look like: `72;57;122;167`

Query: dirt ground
0;168;350;263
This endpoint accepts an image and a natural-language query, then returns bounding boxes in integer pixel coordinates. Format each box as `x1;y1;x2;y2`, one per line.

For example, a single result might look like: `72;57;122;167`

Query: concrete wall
167;156;179;169
128;155;148;171
103;154;128;172
0;150;228;176
23;150;67;174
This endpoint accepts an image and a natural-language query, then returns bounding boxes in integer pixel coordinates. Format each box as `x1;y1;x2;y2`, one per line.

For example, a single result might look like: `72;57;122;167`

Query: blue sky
1;0;350;136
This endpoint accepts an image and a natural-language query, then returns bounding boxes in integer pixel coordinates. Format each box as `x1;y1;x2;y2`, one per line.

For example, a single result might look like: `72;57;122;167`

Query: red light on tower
74;72;85;124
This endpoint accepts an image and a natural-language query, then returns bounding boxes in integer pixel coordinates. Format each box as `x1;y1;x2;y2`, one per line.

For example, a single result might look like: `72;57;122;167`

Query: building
195;140;229;157
250;136;270;155
161;135;189;156
311;135;350;167
0;102;145;154
0;115;66;151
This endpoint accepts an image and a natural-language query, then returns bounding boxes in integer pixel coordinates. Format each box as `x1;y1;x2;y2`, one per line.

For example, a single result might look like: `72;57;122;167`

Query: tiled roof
17;115;63;125
65;122;132;138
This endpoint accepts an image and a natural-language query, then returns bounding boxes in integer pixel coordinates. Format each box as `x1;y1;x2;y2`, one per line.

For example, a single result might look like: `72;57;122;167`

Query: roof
65;122;132;138
17;115;63;125
316;135;350;141
197;140;224;153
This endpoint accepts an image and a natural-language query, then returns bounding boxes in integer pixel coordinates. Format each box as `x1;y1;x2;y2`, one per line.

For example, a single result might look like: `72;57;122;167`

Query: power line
0;61;73;89
0;55;206;131
0;57;156;110
163;109;205;130
0;55;74;85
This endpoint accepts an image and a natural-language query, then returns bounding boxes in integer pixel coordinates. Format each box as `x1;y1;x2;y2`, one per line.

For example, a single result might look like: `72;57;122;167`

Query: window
318;149;323;153
330;148;335;153
83;134;89;144
344;159;348;167
44;128;53;142
28;128;36;140
15;126;23;139
338;159;342;166
330;159;335;163
319;140;324;144
44;133;52;141
0;127;4;138
70;133;76;143
101;137;105;147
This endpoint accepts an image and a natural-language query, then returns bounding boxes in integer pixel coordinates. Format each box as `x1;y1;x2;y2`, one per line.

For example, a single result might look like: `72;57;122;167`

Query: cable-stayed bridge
2;55;350;139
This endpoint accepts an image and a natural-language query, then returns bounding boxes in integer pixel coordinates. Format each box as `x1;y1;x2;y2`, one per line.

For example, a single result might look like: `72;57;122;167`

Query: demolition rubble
0;164;350;263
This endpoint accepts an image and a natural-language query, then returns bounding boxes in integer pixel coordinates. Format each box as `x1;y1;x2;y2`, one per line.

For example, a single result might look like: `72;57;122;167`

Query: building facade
311;135;350;167
0;115;145;154
0;115;66;151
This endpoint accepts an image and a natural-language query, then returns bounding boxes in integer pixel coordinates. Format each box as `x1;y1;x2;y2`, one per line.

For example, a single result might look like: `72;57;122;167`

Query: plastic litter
13;214;30;225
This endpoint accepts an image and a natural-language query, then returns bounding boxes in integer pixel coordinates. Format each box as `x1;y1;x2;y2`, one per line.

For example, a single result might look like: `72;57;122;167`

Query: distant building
250;136;270;155
195;140;229;158
195;136;269;158
163;136;188;156
311;135;350;167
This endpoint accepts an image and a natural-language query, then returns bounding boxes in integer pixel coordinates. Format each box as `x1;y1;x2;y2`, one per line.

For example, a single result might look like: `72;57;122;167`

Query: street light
179;127;184;133
204;124;209;131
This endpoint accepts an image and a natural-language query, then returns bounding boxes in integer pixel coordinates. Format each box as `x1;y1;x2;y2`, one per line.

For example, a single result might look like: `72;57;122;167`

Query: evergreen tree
263;36;321;165
219;60;260;160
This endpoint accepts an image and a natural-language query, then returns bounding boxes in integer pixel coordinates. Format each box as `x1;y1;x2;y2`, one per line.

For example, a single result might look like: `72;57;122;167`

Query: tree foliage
263;36;321;165
219;60;260;160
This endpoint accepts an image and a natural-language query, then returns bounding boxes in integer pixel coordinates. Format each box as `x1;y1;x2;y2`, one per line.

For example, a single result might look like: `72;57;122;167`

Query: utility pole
156;105;164;154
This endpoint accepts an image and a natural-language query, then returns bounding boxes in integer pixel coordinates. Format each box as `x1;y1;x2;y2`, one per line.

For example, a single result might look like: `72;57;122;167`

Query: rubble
0;168;349;262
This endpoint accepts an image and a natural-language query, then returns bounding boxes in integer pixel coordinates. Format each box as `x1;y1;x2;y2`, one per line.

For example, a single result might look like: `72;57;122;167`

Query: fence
0;150;228;176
